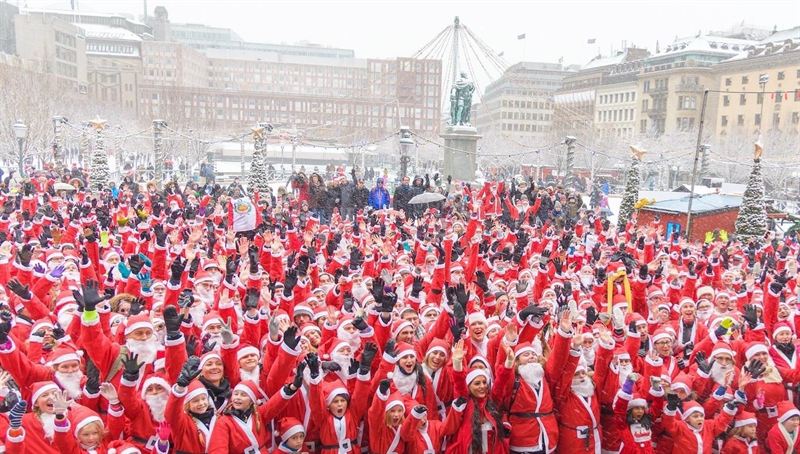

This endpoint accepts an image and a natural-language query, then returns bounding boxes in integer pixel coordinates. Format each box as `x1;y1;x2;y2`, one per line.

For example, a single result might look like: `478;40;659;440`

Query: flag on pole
587;38;596;44
517;34;526;40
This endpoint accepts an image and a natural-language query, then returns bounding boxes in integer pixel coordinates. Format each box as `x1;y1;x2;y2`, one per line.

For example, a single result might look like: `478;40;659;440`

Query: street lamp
12;120;28;177
399;126;413;180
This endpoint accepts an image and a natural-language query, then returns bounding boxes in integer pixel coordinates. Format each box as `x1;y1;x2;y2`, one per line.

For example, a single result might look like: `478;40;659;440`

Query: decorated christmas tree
617;145;645;231
247;126;270;193
734;142;768;241
89;119;109;191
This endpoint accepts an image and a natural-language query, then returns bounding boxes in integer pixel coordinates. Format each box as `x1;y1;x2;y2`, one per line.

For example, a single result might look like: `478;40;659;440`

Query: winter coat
369;179;390;210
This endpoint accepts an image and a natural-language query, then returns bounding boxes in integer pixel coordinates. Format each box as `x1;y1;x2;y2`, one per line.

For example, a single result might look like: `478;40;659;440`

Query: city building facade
476;62;573;141
80;24;142;112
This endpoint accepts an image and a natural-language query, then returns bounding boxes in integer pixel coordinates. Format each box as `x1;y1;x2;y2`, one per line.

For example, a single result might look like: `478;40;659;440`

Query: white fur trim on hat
237;345;260;360
466;369;490;385
745;343;769;360
628;398;647;409
734;417;757;428
467;312;487;325
32;382;60;405
198;352;222;369
74;415;103;437
281;423;305;441
325;387;349;406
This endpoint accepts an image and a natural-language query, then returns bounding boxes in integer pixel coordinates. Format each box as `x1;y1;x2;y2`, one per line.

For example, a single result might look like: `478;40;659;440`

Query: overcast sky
20;0;800;66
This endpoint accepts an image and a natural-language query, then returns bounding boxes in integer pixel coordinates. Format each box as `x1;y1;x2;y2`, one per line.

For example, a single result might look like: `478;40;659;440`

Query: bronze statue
449;71;475;126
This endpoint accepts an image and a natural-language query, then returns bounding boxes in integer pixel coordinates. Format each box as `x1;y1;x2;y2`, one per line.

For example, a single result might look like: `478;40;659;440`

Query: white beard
351;284;369;303
582;347;595;365
127;337;160;364
64;270;80;282
393;367;417;396
518;362;545;388
194;291;214;308
617;364;633;387
239;367;260;384
580;276;593;287
571;378;595;398
40;413;56;439
58;312;74;329
145;394;167;422
205;333;223;349
710;362;732;385
189;303;208;327
55;371;84;399
697;310;712;322
337;328;362;351
331;352;353;376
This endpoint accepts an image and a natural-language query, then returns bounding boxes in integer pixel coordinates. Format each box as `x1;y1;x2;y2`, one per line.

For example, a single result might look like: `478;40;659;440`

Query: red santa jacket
722;436;760;454
399;402;465;454
659;406;734;454
765;422;800;454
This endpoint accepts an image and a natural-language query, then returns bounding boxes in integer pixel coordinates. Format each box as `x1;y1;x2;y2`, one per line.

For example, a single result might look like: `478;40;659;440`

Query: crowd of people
0;161;798;454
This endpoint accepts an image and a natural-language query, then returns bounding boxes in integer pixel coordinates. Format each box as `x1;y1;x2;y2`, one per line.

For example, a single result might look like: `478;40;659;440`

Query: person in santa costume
398;398;466;454
13;381;64;454
307;345;374;454
367;381;408;453
164;358;217;453
115;350;170;451
765;400;800;454
660;394;739;454
722;410;760;454
50;391;125;454
613;374;656;454
274;416;308;453
372;340;439;420
207;376;300;454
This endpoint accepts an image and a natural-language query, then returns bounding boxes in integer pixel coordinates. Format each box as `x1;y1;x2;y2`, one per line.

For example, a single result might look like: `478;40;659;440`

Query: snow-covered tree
617;146;644;231
89;120;109;191
734;142;768;241
247;128;270;193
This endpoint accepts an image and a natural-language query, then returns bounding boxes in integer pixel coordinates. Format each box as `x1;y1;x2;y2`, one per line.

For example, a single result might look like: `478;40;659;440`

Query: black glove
742;304;759;329
178;289;194;309
352;315;369;332
359;342;378;374
714;322;729;338
474;270;489;292
683;342;694;359
306;352;320;379
639;264;648;281
0;320;10;344
552;257;563;275
176;356;202;387
52;323;66;341
291;361;306;389
185;335;198;357
170;256;186;283
454;397;467;407
129;298;145;316
163;306;183;339
72;280;104;312
84;357;100;395
519;304;547;321
283;270;298;297
585;306;598;326
695;352;715;375
248;246;260;274
322;361;342;373
455;283;469;308
153;224;167;247
745;359;767;379
225;255;239;282
7;279;31;300
411;275;424;298
122;351;143;381
128;255;145;275
384;339;397;358
378;378;392;395
16;244;33;267
666;393;681;411
283;326;301;351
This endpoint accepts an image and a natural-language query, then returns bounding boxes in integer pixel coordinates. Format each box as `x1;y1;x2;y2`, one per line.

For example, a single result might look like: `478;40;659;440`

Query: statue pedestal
440;125;480;182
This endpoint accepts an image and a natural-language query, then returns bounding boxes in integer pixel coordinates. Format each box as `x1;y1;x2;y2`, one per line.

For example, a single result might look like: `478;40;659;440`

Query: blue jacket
369;178;390;209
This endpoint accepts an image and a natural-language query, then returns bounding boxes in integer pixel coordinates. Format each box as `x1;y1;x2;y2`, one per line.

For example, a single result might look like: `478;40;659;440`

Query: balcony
676;83;703;93
645;86;668;95
646;108;666;118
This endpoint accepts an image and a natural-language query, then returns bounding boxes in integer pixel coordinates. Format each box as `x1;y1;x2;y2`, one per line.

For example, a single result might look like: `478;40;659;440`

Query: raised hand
359;342;378;373
176;356;202;387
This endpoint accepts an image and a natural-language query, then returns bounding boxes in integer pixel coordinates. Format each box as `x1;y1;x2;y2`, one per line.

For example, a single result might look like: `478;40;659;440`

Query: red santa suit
367;390;407;454
15;382;62;454
309;371;371;453
164;380;217;453
613;390;655;454
721;410;760;454
554;353;601;454
660;400;734;454
765;401;800;454
399;401;465;454
207;380;295;454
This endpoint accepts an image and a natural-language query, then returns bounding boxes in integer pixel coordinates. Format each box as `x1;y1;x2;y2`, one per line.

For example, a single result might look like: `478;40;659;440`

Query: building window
721;115;728;126
792;112;799;124
755;113;761;125
725;78;732;86
740;94;746;105
777;71;785;80
640;119;647;133
723;95;730;106
742;76;749;84
737;114;744;126
775;91;783;103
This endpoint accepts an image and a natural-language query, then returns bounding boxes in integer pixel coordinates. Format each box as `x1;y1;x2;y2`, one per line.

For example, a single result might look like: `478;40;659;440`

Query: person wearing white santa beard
50;354;84;400
192;271;219;308
31;383;62;440
335;318;363;352
570;362;596;398
123;314;161;366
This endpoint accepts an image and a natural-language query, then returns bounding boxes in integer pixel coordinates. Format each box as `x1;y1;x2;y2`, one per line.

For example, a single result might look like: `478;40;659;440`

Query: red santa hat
322;380;350;406
425;339;449;359
696;286;714;300
393;342;417;360
272;309;290;324
197;351;222;369
627;392;648;409
184;379;209;403
293;304;314;319
55;290;77;312
46;346;81;367
69;404;104;437
613;347;631;361
233;380;267;405
647;286;664;299
124;313;154;336
320;337;351;360
677;297;696;310
710;341;735;359
734;410;757;428
202;312;223;331
467;311;487;325
466;367;491;385
276;416;305;442
778;400;800;423
193;270;215;285
31;318;53;334
514;341;542;359
745;342;769;360
773;321;794;340
300;323;321;338
31;381;60;406
45;249;64;263
237;345;261;361
671;372;693;395
391;319;414;339
140;374;170;399
102;249;120;262
651;328;672;344
106;440;140;454
384;391;406;413
680;400;704;420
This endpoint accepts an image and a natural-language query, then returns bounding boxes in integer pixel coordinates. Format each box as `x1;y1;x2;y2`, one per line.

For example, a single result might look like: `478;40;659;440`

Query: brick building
637;194;742;242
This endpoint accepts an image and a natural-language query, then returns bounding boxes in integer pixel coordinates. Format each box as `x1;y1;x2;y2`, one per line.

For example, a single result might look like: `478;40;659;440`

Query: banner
231;196;256;232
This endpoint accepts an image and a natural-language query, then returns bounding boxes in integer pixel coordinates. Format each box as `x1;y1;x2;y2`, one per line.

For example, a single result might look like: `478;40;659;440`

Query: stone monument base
440;125;480;182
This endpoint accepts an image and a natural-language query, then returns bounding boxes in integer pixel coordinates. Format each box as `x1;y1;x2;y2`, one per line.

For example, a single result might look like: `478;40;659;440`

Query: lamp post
758;74;768;138
12;120;28;177
399;126;413;180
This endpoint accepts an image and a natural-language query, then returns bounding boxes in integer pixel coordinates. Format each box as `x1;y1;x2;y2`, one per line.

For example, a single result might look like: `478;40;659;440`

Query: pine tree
247;139;270;194
90;131;110;191
617;154;641;231
734;144;768;241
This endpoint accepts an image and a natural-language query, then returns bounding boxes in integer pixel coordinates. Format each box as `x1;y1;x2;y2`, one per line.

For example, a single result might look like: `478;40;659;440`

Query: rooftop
75;23;142;42
642;193;742;214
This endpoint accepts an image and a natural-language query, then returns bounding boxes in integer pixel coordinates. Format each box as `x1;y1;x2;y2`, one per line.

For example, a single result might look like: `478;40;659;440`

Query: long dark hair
470;397;506;453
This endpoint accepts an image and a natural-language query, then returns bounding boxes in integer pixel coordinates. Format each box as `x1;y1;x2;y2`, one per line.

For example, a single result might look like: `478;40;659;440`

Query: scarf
229;406;253;423
776;342;795;359
190;407;215;428
200;376;231;410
